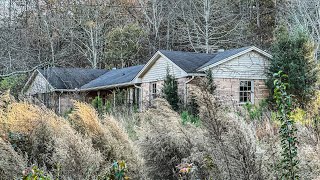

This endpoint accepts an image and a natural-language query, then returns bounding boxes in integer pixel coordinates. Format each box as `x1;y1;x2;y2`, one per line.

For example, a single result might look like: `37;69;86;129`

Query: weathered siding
210;51;269;79
25;73;53;95
141;56;188;83
141;77;188;107
214;78;268;105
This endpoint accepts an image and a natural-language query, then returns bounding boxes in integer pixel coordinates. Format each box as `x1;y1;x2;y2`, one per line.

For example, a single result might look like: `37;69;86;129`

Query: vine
273;71;299;179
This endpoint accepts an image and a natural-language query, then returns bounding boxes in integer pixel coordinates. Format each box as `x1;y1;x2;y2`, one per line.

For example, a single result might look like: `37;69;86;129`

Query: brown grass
68;101;142;178
0;138;26;179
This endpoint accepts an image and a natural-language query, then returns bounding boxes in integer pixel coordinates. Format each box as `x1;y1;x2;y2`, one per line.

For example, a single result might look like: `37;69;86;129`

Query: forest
1;0;320;180
0;0;318;74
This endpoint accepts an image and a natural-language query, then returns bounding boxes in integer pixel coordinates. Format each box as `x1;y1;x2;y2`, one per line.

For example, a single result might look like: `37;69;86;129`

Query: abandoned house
22;46;272;114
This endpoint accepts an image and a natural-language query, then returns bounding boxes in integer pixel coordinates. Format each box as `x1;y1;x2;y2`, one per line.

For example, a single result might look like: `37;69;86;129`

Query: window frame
239;80;254;104
150;82;157;99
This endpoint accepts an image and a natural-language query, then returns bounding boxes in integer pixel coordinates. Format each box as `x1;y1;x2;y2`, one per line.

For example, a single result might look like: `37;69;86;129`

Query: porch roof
81;65;144;91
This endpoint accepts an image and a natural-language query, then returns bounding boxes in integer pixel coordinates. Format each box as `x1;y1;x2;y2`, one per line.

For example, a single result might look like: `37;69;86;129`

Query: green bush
244;100;267;121
267;28;318;108
162;70;179;111
92;96;104;114
22;165;51;180
0;74;27;97
181;111;200;126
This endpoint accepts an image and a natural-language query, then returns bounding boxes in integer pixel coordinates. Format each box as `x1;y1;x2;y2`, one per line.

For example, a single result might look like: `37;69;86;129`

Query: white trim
22;69;55;95
199;46;272;71
21;70;37;94
239;80;255;105
79;82;134;92
133;51;189;81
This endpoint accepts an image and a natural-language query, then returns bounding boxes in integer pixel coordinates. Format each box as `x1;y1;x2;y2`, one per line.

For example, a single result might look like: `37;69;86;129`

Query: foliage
22;165;51;180
101;161;129;180
0;74;27;97
244;100;268;121
0;138;26;179
273;71;299;179
106;24;147;68
267;28;318;108
181;111;201;126
162;70;179;111
92;96;104;115
204;69;216;94
176;162;194;179
105;100;112;114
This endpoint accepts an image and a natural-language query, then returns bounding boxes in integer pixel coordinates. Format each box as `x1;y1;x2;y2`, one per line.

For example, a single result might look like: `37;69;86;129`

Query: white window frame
239;80;254;104
150;82;157;99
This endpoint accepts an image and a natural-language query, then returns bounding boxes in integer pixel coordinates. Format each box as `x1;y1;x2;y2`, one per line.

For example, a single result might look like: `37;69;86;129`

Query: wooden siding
210;51;269;79
25;73;53;95
141;56;188;83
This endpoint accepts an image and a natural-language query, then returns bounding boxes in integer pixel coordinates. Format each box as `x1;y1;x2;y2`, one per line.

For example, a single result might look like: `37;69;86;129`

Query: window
151;82;157;99
239;80;254;104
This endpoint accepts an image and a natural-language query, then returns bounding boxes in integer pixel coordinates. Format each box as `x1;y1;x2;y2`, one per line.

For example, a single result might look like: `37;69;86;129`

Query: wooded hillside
0;0;318;76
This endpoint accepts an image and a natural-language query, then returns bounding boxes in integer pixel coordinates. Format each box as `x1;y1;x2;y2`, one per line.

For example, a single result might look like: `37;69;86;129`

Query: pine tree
267;28;318;108
162;70;179;111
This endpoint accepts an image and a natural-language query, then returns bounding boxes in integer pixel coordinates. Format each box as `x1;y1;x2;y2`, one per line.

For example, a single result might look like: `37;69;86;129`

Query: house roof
198;46;252;69
159;47;255;73
81;65;144;90
159;50;216;73
38;67;108;90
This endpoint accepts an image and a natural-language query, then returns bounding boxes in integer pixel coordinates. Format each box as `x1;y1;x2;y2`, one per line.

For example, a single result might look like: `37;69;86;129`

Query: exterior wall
25;73;53;95
141;56;188;83
214;78;269;105
211;51;269;79
141;77;188;107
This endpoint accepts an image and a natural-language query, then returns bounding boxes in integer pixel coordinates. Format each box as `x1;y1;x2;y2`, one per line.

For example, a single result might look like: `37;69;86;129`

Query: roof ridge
159;49;217;55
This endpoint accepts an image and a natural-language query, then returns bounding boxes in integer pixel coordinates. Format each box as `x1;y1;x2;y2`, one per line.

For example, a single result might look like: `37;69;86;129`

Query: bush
162;70;180;111
0;138;27;179
137;99;198;179
68;101;142;178
267;28;318;108
92;96;104;115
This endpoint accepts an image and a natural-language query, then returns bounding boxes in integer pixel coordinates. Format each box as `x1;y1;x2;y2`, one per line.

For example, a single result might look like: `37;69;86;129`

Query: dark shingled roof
38;67;108;89
198;46;252;69
159;50;216;73
81;65;144;90
159;47;252;72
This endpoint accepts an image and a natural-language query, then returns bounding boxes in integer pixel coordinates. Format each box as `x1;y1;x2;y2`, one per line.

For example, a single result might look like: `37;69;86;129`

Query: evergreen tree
205;69;216;94
162;70;179;111
267;28;318;108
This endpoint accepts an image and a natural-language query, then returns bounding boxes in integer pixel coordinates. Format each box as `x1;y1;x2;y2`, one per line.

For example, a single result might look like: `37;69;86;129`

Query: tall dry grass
136;98;210;179
68;101;142;178
0;138;27;179
0;92;103;179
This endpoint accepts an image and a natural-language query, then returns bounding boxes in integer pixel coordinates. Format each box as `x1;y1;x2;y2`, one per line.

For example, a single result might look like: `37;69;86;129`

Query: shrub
273;71;299;179
181;111;200;126
68;101;142;178
137;99;197;179
162;69;179;111
92;96;104;115
0;74;27;98
267;28;318;108
21;165;52;180
0;138;27;179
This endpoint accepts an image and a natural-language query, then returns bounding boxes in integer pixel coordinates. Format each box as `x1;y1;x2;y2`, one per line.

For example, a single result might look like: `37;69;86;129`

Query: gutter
78;82;134;92
184;76;195;106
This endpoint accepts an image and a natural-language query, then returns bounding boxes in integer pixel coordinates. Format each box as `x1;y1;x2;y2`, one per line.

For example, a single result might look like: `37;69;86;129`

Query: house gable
199;46;271;71
25;71;54;95
209;51;269;79
136;52;188;83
